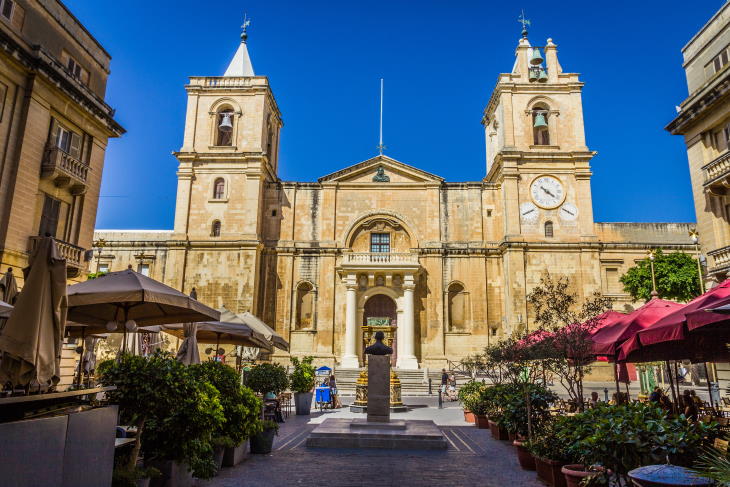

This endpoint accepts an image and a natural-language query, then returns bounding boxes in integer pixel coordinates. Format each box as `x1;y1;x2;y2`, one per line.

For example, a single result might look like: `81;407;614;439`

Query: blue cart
315;386;332;410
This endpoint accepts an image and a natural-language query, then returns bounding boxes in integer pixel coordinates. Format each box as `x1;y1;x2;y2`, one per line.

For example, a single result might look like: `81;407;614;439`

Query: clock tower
482;29;599;333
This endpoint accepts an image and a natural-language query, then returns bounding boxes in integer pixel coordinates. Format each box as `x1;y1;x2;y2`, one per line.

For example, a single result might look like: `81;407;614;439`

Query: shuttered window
50;119;82;160
370;233;390;253
39;195;60;238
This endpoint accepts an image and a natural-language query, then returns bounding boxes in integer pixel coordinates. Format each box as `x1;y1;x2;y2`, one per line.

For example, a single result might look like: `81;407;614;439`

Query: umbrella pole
75;328;85;387
613;362;620;395
674;361;682;406
666;361;678;414
215;333;221;360
704;362;715;410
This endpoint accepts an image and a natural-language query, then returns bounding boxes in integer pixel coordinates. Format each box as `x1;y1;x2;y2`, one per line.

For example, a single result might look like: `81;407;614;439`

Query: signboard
367;317;391;326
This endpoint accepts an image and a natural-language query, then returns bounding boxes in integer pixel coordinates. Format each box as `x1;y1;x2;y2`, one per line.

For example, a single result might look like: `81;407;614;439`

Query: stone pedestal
367;355;390;423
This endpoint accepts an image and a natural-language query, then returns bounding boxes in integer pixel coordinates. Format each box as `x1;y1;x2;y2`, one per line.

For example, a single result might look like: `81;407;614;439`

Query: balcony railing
41;147;89;190
703;151;730;195
28;236;85;277
341;252;419;266
708;245;730;271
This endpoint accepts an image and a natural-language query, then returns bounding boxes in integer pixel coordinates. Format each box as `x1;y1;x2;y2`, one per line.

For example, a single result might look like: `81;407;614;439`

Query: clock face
530;175;565;209
560;202;579;221
520;202;539;223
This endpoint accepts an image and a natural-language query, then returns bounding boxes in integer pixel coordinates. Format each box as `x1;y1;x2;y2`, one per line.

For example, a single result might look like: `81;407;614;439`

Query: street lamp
647;249;658;298
688;229;705;294
93;238;107;271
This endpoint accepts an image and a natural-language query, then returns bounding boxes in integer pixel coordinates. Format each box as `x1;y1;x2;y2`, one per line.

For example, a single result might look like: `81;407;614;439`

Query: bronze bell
533;112;548;129
529;47;544;65
529;67;538;82
537;68;548;83
218;112;233;133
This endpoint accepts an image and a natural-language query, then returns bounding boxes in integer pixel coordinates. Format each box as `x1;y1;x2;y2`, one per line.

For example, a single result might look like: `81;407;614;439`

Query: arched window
216;109;234;146
296;282;314;329
448;283;466;331
532;107;550;145
211;220;221;237
213;178;225;199
544;221;554;238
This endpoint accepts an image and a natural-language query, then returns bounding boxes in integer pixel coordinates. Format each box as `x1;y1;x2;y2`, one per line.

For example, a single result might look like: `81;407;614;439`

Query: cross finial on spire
241;13;251;42
518;9;530;38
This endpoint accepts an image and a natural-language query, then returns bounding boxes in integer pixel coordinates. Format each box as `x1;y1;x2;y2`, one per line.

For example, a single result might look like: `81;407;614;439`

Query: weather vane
518;9;530;38
241;13;251;41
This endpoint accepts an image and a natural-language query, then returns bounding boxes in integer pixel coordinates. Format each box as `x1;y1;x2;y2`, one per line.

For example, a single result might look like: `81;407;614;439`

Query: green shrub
559;403;715;486
457;380;487;407
525;416;578;464
498;383;558;437
245;362;289;395
98;351;225;479
289;356;316;393
190;361;263;447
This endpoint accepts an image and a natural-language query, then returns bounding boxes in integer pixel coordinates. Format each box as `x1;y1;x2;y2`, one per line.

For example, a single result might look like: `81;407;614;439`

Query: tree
526;271;613;411
620;250;701;302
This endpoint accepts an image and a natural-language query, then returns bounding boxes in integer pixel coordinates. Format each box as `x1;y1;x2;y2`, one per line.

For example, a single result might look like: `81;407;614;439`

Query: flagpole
378;78;384;155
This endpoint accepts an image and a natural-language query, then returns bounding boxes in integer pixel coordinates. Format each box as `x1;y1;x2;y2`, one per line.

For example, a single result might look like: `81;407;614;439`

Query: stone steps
334;368;450;396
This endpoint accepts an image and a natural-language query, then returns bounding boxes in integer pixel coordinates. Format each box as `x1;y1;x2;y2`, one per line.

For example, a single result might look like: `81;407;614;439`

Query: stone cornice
666;70;730;135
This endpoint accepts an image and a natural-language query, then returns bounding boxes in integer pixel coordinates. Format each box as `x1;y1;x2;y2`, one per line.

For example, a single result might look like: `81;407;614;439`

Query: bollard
438;386;443;409
428;378;432;395
603;387;609;402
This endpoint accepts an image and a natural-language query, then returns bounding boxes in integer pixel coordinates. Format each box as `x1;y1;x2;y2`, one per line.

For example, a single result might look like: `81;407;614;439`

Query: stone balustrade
703;152;730;195
28;236;85;277
708;244;730;271
341;252;419;265
41;147;88;189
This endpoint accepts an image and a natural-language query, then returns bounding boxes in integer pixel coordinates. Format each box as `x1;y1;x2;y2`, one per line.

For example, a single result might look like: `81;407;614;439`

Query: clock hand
540;186;556;198
562;208;575;216
522;209;535;215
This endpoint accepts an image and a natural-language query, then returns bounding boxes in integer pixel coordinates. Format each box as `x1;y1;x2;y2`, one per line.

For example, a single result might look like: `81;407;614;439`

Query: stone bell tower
167;23;283;314
482;25;599;334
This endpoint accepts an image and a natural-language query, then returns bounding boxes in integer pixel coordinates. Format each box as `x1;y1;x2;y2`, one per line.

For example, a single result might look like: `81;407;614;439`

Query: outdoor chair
278;392;292;418
715;438;729;453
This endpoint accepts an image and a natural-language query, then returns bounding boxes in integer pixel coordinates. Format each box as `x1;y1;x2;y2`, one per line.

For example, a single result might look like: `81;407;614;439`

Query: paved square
199;397;543;487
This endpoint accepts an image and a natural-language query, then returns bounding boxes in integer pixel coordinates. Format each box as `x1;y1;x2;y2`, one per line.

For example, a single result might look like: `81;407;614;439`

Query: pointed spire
224;14;255;77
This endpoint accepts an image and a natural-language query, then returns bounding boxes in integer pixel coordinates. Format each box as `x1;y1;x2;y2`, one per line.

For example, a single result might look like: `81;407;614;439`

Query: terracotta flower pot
487;420;509;440
474;414;490;429
561;464;604;487
534;456;567;487
463;409;475;423
513;440;536;471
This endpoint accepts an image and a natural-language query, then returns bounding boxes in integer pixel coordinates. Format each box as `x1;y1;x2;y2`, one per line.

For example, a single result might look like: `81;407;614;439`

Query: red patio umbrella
591;299;681;359
618;280;730;362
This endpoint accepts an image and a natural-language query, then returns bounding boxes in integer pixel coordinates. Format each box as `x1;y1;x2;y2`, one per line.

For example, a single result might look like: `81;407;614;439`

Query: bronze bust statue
365;331;392;355
372;166;390;182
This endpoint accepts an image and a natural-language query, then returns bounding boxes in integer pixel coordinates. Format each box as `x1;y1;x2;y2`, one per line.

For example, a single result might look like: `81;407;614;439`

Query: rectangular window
370;233;390;253
605;267;622;294
138;263;150;276
39;194;60;238
1;0;13;20
708;46;730;77
63;53;89;86
98;263;109;273
54;124;82;159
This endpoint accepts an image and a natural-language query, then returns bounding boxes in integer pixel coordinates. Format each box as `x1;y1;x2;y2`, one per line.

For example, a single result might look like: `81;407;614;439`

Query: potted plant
561;402;714;487
190;361;263;472
112;465;161;487
526;419;576;487
560;465;605;487
500;383;558;441
223;386;263;467
245;362;289;399
457;380;486;423
250;420;279;454
289;356;316;415
99;351;225;487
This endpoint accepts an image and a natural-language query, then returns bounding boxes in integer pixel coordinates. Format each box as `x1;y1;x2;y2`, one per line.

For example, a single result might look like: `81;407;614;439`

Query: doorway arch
363;294;397;325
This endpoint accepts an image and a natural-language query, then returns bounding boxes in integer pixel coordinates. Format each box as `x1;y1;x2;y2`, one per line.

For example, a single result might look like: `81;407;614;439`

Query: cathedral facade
94;31;695;369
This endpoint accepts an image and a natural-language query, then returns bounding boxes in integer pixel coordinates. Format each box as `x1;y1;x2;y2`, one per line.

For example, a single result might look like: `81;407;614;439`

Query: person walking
441;369;449;400
329;374;341;409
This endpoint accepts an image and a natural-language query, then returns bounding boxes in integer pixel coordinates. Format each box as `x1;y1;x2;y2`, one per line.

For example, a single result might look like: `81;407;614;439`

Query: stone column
341;276;360;368
398;276;419;369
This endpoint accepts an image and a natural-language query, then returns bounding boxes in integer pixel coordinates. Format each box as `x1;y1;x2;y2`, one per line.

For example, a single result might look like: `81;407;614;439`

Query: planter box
561;465;603;487
148;460;193;487
250;428;277;454
463;410;475;423
294;391;313;415
223;442;249;467
474;414;490;429
488;420;509;440
513;440;536;471
212;445;225;474
535;457;567;487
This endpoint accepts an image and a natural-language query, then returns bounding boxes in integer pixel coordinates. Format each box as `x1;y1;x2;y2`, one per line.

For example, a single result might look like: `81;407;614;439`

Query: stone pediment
317;155;443;184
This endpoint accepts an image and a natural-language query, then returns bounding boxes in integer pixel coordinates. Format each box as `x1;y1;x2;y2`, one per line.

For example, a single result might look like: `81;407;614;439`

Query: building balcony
703;151;730;196
339;252;420;271
41;147;88;194
708;245;730;275
28;236;86;278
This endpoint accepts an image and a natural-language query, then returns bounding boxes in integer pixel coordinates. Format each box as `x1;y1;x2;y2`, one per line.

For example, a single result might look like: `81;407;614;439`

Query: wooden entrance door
363;294;397;364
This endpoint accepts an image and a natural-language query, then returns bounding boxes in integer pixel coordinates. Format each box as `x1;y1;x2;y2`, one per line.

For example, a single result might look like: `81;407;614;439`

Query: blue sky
63;0;721;229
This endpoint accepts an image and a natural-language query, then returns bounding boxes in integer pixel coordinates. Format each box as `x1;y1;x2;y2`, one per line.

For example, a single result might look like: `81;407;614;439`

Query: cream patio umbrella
66;267;220;334
174;322;201;365
148;319;271;355
0;237;67;388
234;310;289;352
0;300;13;318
